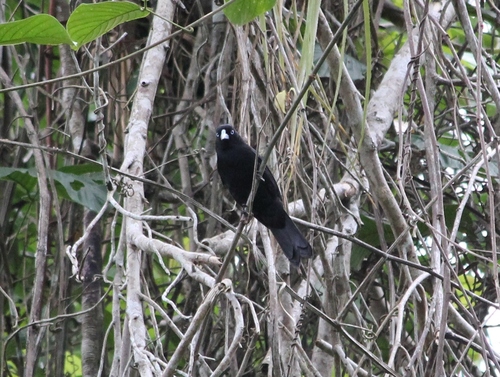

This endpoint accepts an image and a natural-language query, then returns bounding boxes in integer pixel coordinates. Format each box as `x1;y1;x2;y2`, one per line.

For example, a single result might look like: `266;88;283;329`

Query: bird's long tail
270;215;312;267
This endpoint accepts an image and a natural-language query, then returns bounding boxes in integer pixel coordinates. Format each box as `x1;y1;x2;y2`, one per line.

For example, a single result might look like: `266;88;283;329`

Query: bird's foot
240;207;250;224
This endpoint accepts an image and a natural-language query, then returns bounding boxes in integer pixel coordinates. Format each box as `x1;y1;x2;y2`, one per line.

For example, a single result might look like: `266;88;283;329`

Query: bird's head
215;125;241;149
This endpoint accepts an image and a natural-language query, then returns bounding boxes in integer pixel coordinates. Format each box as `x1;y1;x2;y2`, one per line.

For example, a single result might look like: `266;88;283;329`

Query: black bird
215;124;312;266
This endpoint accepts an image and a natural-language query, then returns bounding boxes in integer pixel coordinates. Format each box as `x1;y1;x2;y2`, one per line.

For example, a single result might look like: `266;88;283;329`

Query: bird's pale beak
220;129;229;140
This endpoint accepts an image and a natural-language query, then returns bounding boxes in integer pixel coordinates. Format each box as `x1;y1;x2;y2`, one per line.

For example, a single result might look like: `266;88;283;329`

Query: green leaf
486;103;497;118
0;167;107;212
223;0;276;25
58;163;103;175
351;214;394;271
64;351;82;376
51;170;107;212
67;1;150;49
0;168;37;194
0;14;73;46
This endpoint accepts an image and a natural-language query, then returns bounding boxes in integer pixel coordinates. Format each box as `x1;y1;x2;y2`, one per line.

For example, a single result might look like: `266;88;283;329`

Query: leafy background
1;0;500;376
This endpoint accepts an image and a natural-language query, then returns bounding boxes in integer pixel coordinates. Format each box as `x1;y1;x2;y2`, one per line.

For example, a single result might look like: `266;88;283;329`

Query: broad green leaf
0;169;38;194
64;351;82;376
223;0;275;25
351;214;394;271
0;167;107;212
51;169;107;212
411;134;426;151
313;45;366;80
486;103;497;118
438;144;466;171
67;1;150;49
460;52;477;70
447;27;465;42
0;14;73;46
58;163;104;175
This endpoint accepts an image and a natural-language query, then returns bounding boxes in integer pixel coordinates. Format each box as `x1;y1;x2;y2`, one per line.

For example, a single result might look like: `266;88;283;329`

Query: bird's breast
217;155;254;205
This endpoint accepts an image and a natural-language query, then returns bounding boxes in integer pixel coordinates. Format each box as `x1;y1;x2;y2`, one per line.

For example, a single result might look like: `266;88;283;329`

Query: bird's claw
240;208;250;224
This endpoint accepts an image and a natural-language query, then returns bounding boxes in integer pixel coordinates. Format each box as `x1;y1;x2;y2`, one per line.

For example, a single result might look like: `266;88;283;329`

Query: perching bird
215;124;312;267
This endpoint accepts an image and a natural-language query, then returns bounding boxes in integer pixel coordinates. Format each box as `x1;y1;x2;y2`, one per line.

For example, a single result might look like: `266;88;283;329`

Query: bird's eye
216;132;219;137
230;130;235;135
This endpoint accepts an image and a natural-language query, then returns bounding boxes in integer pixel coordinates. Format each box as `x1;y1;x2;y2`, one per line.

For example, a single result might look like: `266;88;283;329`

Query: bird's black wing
257;155;282;201
217;140;258;207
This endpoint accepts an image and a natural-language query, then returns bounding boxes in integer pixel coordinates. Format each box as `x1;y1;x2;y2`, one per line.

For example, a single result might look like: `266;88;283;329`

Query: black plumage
215;124;312;266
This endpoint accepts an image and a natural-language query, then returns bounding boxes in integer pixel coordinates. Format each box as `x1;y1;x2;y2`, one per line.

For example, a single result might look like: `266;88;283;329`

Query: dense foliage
1;0;500;376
